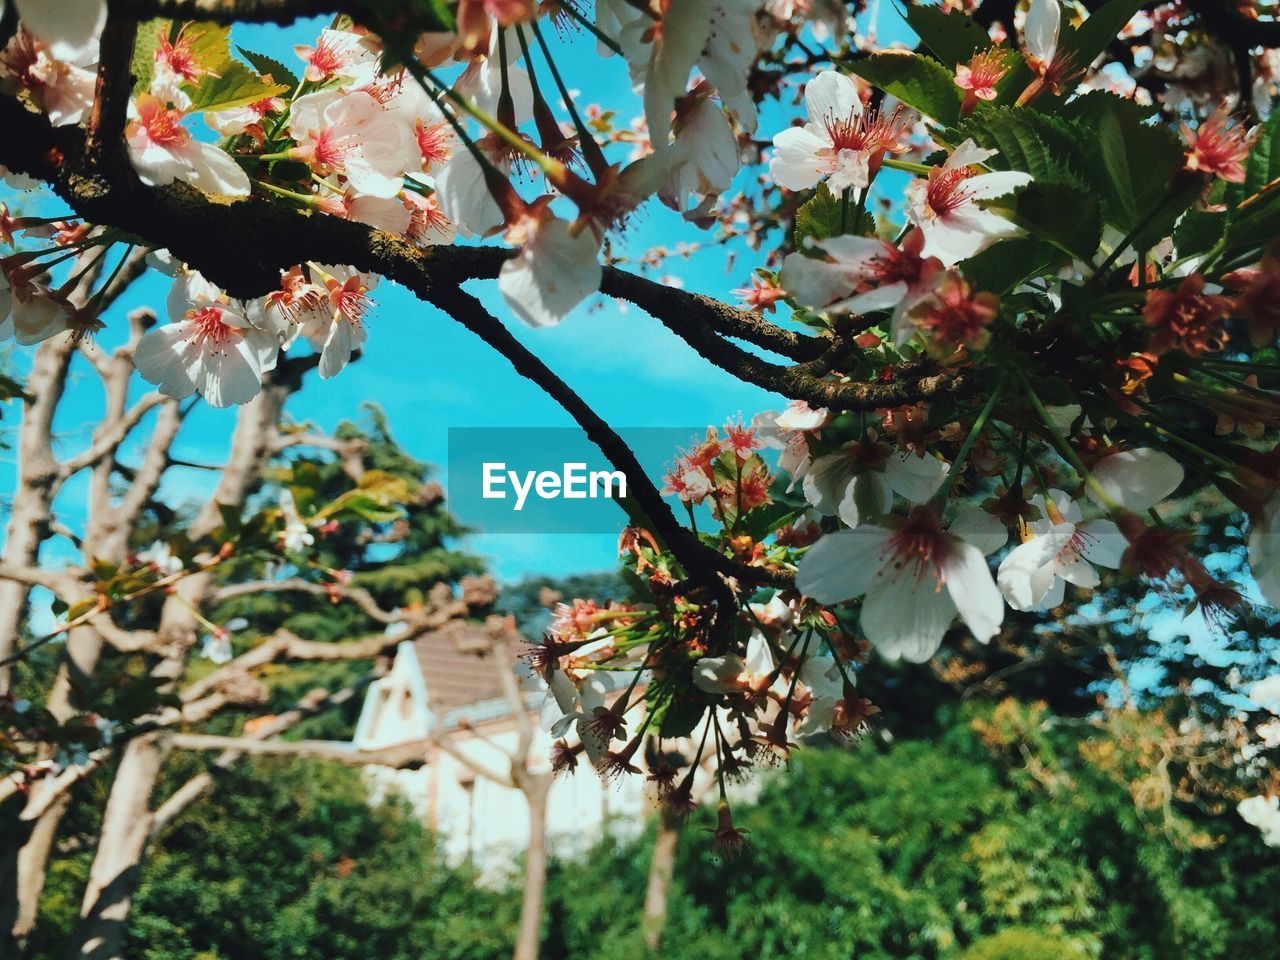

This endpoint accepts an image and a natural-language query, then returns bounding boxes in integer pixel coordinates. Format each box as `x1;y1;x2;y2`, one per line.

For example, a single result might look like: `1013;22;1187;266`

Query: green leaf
1222;112;1280;251
130;19;167;95
958;238;1067;294
236;46;300;89
947;106;1090;187
185;61;289;113
794;183;875;253
984;181;1102;262
1227;180;1280;250
183;22;234;73
1061;0;1147;72
1173;207;1225;258
902;3;988;68
1078;94;1183;234
847;51;962;124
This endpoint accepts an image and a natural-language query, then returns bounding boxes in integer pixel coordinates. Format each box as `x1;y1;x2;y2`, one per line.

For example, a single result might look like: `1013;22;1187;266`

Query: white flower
127;95;252;197
906;139;1032;266
1024;0;1062;72
434;148;505;238
997;490;1125;611
299;264;378;380
1238;794;1280;847
1249;675;1280;713
498;215;602;328
202;630;233;664
538;668;619;763
660;96;741;213
278;489;315;553
137;541;184;576
0;272;71;345
692;631;786;696
1;29;98;126
794;653;846;737
346;194;412;236
1249;493;1280;610
780;231;943;340
293;28;380;89
381;77;456;175
796;507;1005;662
803;441;949;528
700;0;767;133
614;0;711;143
11;0;106;64
134;270;280;407
1087;447;1184;511
288;90;410;200
755;402;827;491
770;70;906;194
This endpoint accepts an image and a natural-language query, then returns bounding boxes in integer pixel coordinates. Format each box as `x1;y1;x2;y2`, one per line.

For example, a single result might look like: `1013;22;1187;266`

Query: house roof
413;620;516;714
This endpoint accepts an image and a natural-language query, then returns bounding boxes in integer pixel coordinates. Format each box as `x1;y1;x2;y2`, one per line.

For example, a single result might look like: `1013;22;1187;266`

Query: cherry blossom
434;147;507;237
0;269;71;346
769;70;907;194
1087;448;1184;512
1248;493;1280;610
299;264;378;380
905;140;1031;266
287;90;410;200
126;95;252;197
659;94;741;214
8;0;106;64
134;271;280;408
955;48;1011;116
610;0;711;143
1181;107;1254;183
692;630;785;696
997;490;1125;612
294;28;380;88
796;506;1006;662
779;230;943;339
497;212;602;328
0;28;97;127
802;439;949;528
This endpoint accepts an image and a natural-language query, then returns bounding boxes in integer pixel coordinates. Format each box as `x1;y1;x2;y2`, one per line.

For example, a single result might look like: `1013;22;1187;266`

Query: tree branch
168;732;432;768
213;578;403;625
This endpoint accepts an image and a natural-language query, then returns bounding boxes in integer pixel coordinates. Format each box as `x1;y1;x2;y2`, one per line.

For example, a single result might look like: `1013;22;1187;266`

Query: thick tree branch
168;732;432;768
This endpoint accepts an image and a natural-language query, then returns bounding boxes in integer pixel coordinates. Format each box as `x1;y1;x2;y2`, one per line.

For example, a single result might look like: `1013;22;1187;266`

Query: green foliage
235;46;300;88
948;107;1089;187
902;3;989;69
959;238;1066;294
987;181;1102;262
1069;94;1186;238
958;928;1083;960
185;62;289;113
1226;111;1280;249
117;759;519;960
847;51;962;124
794;183;876;252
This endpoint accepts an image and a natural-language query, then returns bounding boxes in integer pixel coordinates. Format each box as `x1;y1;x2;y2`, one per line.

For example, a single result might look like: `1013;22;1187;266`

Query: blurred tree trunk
642;805;684;951
515;774;550;960
65;375;292;960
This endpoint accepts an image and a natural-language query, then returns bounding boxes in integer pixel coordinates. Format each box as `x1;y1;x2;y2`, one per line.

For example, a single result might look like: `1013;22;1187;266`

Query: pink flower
733;274;786;314
1181;107;1254;183
126;95;251;197
955;48;1010;115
